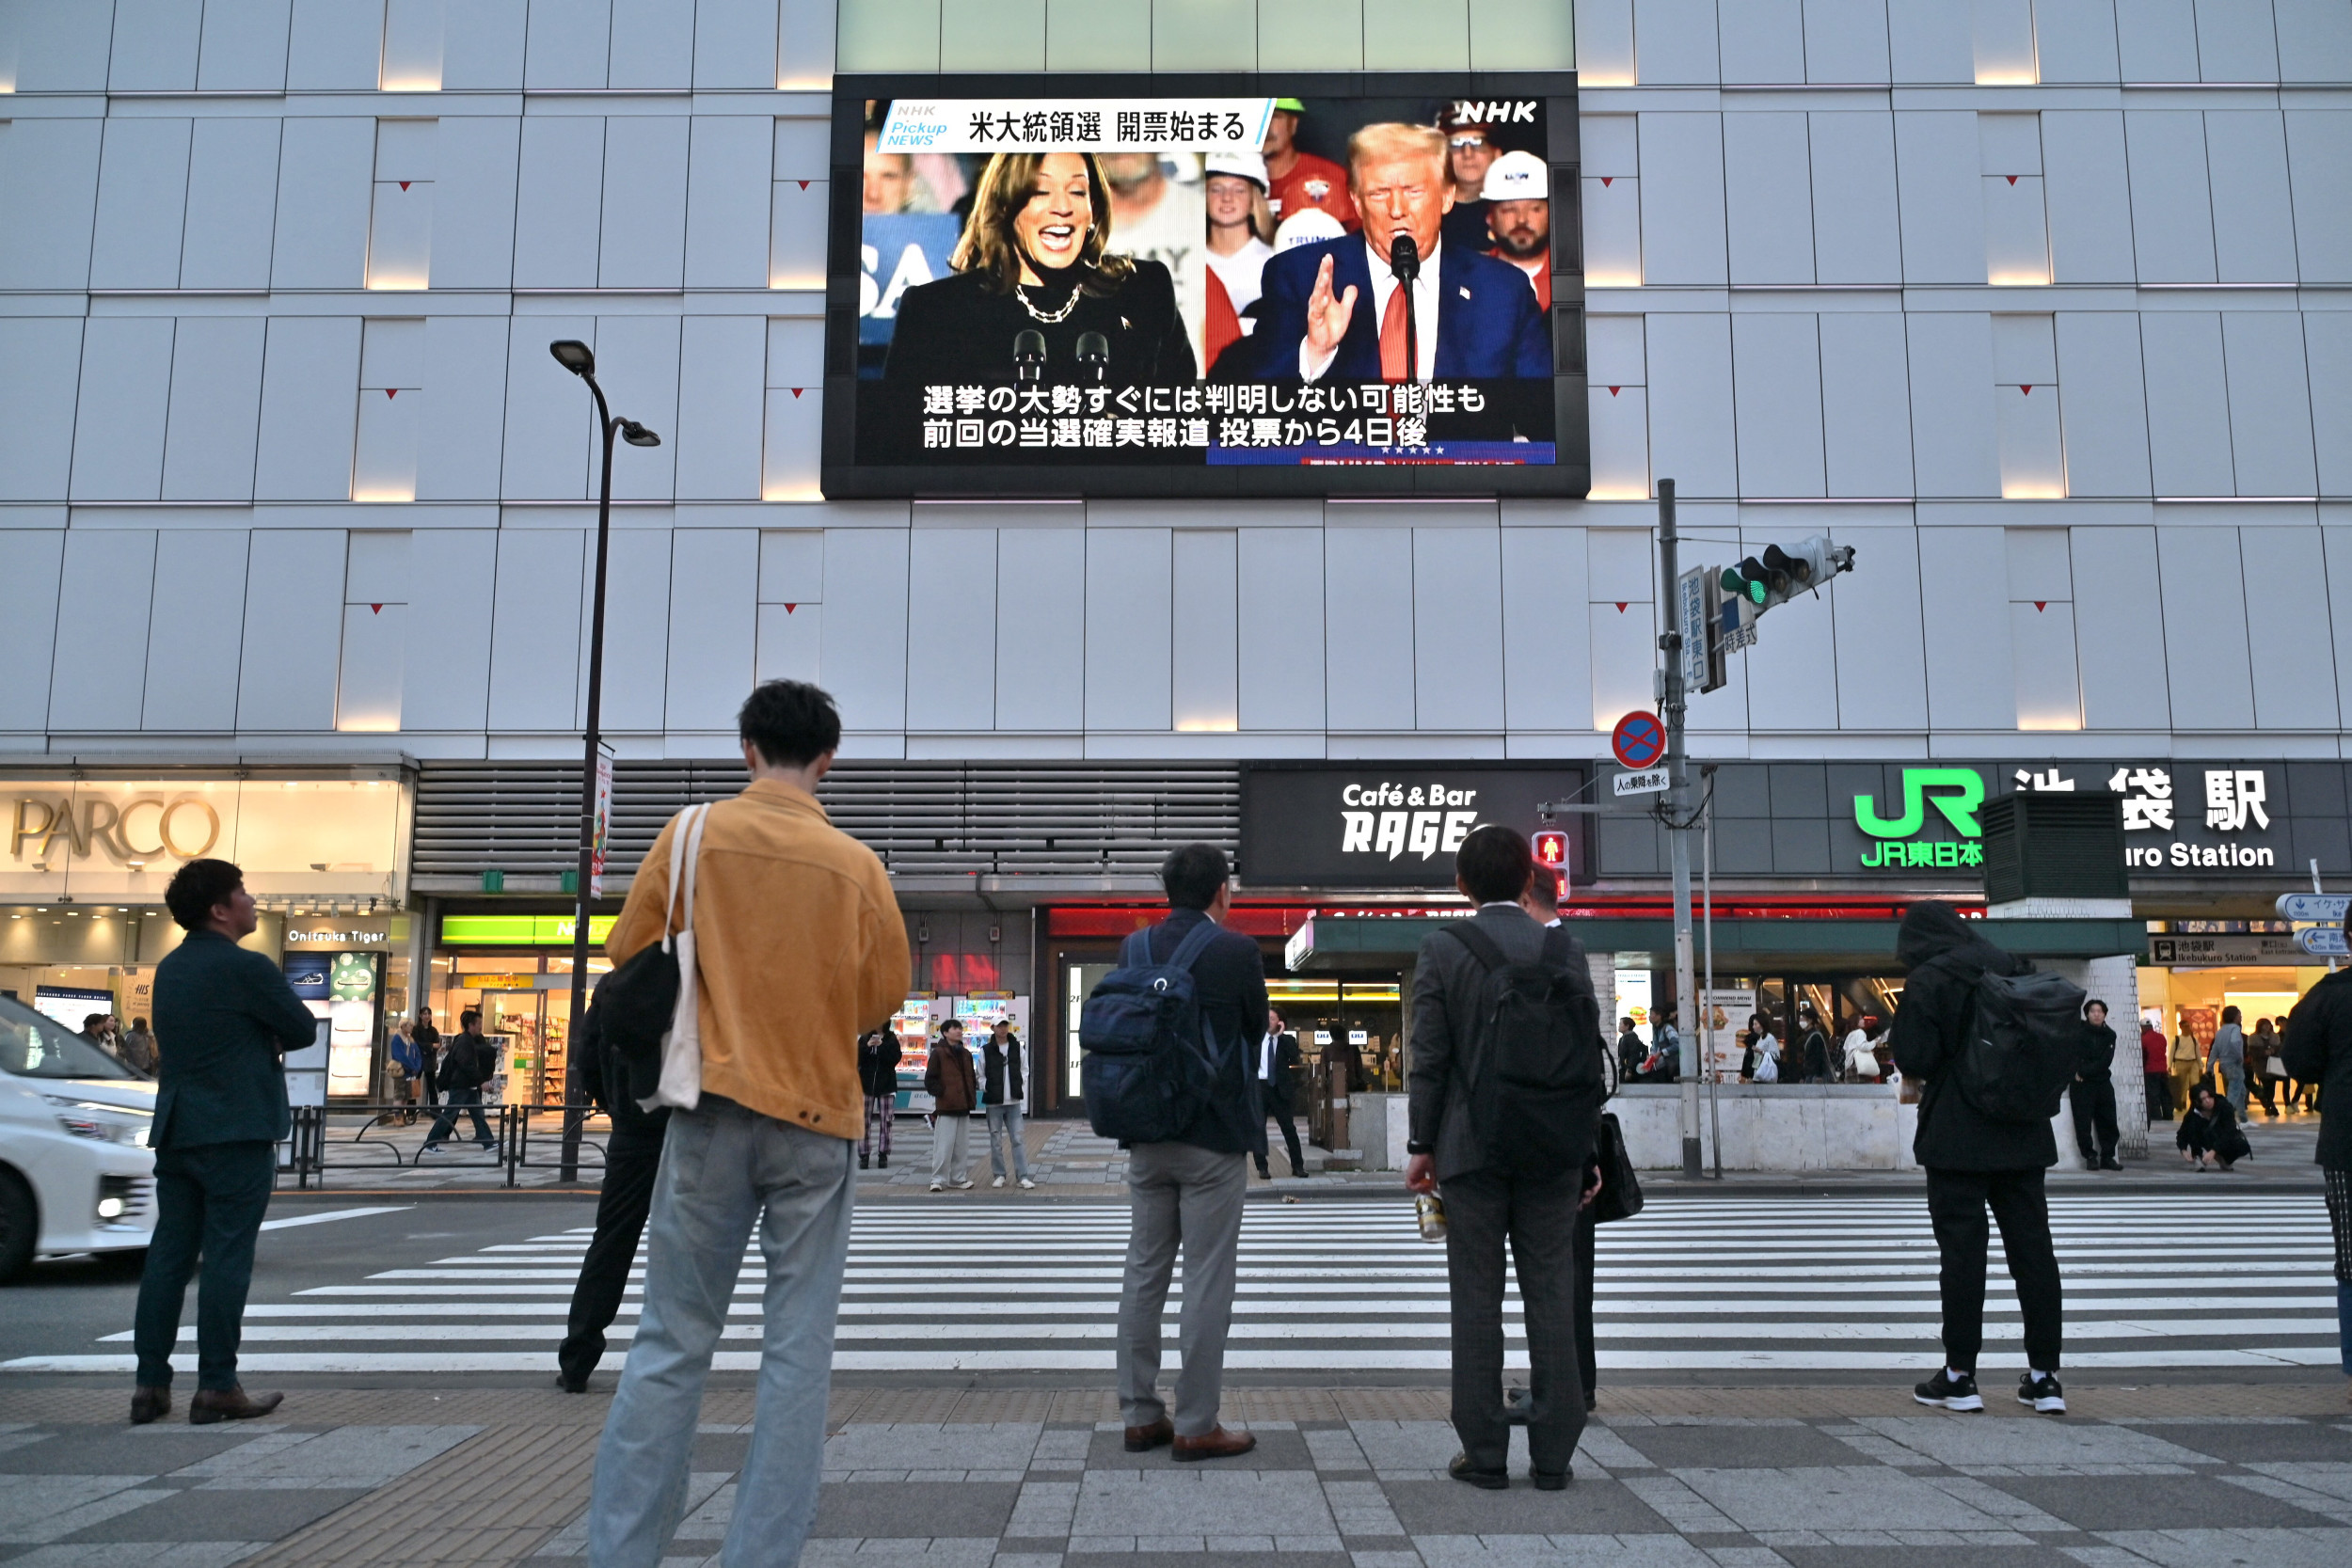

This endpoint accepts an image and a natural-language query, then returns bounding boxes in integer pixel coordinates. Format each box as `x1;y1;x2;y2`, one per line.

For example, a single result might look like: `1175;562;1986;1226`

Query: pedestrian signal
1533;829;1569;870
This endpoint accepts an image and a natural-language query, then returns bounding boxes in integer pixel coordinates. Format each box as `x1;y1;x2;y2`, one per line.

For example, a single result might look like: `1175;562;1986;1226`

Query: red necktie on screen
1379;282;1409;382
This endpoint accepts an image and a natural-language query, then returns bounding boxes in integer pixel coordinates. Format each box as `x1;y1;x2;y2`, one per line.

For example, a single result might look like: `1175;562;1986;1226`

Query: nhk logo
1339;781;1481;862
1853;768;1984;870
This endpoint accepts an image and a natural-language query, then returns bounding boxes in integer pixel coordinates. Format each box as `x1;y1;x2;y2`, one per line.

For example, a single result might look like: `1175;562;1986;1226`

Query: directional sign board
1614;768;1670;797
2298;926;2349;958
1612;710;1667;771
2277;894;2352;922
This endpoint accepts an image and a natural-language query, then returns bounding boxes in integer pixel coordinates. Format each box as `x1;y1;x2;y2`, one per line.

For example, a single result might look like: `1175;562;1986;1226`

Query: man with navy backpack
1406;825;1604;1490
1104;844;1267;1462
1892;900;2070;1416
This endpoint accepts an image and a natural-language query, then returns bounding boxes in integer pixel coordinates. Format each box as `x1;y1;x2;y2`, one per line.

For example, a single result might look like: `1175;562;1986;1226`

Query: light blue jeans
984;1102;1030;1180
586;1096;854;1568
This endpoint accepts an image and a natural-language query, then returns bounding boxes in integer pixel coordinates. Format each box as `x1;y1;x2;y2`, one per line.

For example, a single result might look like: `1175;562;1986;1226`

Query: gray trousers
1443;1167;1588;1477
1117;1141;1248;1437
930;1114;971;1182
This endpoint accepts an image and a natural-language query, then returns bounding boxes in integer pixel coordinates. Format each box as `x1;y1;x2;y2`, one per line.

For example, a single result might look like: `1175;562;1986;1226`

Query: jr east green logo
1853;769;1985;869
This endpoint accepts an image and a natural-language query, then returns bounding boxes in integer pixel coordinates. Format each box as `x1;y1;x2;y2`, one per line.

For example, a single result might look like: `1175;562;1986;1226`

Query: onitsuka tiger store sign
1239;765;1587;890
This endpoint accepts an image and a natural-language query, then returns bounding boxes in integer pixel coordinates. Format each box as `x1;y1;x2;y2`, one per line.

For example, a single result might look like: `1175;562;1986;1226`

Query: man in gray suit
1406;824;1597;1490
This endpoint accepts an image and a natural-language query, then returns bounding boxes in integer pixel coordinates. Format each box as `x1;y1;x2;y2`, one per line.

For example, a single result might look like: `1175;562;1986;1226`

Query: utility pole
1656;479;1703;1179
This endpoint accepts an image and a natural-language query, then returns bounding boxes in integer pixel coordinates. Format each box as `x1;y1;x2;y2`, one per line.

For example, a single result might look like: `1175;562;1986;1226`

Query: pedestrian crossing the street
14;1195;2343;1377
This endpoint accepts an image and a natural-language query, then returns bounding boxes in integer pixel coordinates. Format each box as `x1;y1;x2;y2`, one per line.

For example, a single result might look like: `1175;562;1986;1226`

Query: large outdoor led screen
822;73;1586;499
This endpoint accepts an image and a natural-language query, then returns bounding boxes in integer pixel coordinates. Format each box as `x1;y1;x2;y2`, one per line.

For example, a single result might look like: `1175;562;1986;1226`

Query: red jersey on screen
1490;248;1550;310
1268;153;1358;230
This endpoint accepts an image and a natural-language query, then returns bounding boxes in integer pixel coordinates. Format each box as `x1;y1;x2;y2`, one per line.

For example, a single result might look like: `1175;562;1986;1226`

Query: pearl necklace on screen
1015;283;1082;324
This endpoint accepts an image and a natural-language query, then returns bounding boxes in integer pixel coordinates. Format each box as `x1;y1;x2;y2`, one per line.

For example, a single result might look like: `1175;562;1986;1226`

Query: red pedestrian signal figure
1533;829;1568;870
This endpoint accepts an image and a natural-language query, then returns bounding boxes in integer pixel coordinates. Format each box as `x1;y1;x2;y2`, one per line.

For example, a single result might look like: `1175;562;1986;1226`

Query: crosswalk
15;1195;2343;1376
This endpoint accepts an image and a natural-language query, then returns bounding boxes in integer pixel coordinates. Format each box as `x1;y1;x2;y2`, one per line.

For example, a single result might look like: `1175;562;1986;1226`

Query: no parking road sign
1612;710;1667;771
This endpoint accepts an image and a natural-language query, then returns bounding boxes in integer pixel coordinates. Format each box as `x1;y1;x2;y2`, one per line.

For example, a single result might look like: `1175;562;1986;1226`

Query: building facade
1;1;2346;1129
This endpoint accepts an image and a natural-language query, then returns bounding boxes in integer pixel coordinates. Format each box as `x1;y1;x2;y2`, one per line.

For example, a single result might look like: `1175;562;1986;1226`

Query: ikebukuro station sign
1853;762;2298;875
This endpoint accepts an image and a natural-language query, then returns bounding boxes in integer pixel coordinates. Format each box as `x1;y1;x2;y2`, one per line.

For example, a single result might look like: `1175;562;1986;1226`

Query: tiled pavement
3;1386;2349;1567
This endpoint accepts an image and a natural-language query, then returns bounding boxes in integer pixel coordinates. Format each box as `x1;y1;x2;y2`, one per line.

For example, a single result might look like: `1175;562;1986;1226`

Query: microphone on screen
1388;232;1420;284
1013;330;1047;384
1076;331;1109;386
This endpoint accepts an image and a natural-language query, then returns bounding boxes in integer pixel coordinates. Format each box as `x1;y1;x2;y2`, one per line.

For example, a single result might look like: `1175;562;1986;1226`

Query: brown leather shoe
188;1386;283;1425
1172;1425;1257;1462
129;1386;169;1425
1123;1418;1174;1452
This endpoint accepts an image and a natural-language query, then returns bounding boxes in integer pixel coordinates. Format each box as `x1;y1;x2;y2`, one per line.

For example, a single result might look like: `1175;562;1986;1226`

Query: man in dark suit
559;975;670;1392
1406;825;1596;1490
131;858;318;1425
1255;1006;1307;1180
1117;844;1267;1464
1253;121;1549;384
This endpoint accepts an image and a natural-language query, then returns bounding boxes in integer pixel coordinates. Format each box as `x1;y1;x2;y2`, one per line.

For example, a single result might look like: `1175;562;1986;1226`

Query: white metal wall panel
2053;312;2152;497
591;314;680;500
1915;527;2014;732
2307;310;2352;497
161;315;266;501
2035;0;2122;81
181;118;282;288
907;529;1000;731
2;2;117;89
1636;113;1727;284
2040;112;2136;283
1644;313;1739;498
443;0;531;88
0;532;65;730
1411;527;1504;732
2123;111;2217;282
1731;313;1826;497
431;117;520;288
1827;525;1928;731
582;529;671;732
996;529;1087;731
70;317;176;502
1818;312;1914;498
755;603;822;686
335;602;405;732
2138;312;2235;496
768;178;829;288
674;317;766;499
664;530;756;731
500;313;594;499
608;0;694;88
1577;0;1637;83
514;119;607;289
236;530;345;730
49;531;158;730
819;529;911;734
1171;530;1241;736
1634;0;1722;82
2195;0;2279;80
1995;384;2066;499
599;115;690;288
2005;526;2073;602
684;117;772;289
2155;526;2256;729
344;529;412;607
1324;528;1414;731
198;0;294;90
1581;174;1643;286
1808;111;1901;285
1893;111;1984;283
1235;528;1324;731
253;315;361;500
89;119;192;290
2277;0;2352;82
2010;601;2083;731
1719;0;1804;83
0;120;103;289
486;530;585;731
268;118;373;288
1587;527;1654;734
1905;311;2000;498
142;531;248;730
379;0;446;89
1724;112;1816;283
0;319;82;500
2069;526;2170;729
2326;528;2352;727
2204;111;2298;283
2283;112;2352;284
2240;525;2339;729
1804;0;1891;83
286;0;382;87
1588;385;1650;499
2117;0;2201;78
763;388;822;500
525;0;612;87
758;530;822;605
110;0;202;90
1501;527;1592;733
695;0;782;87
401;530;498;731
1086;527;1173;732
416;316;510;500
2221;311;2318;497
1887;0;1974;80
1973;0;2039;80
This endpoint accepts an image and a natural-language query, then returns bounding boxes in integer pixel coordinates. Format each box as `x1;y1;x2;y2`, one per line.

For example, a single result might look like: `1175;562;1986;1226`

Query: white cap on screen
1274;208;1347;251
1481;150;1549;202
1204;150;1269;190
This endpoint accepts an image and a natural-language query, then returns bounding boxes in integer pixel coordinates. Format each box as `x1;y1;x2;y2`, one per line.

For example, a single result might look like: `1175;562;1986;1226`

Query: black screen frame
823;70;1587;501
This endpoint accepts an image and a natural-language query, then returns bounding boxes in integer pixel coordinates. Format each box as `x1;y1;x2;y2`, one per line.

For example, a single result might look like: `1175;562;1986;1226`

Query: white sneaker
1018;1178;1035;1190
952;1178;974;1190
991;1176;1006;1188
929;1180;944;1192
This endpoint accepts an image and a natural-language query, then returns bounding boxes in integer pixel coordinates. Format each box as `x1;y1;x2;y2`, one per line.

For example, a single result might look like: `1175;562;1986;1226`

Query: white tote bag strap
647;803;712;1113
661;803;705;953
677;803;708;938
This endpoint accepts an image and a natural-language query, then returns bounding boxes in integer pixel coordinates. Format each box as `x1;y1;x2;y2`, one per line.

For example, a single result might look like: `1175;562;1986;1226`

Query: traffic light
1719;535;1855;616
1533;828;1568;871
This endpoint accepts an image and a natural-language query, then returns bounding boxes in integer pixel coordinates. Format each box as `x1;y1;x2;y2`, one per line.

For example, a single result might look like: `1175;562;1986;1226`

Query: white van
0;994;158;1280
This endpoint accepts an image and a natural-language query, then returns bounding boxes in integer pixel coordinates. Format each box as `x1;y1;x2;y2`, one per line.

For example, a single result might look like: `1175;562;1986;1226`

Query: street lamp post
548;339;660;1182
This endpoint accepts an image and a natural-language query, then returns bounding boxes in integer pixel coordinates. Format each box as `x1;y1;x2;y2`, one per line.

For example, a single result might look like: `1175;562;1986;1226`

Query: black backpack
1078;920;1222;1145
1445;923;1607;1177
1952;965;2088;1125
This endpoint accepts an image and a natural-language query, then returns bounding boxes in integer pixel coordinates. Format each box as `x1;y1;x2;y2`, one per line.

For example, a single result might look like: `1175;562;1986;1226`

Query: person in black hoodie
2280;929;2352;1397
1891;901;2065;1416
420;1008;497;1152
2177;1084;2251;1169
2072;1000;2122;1172
857;1029;902;1169
559;978;672;1391
1795;1005;1832;1085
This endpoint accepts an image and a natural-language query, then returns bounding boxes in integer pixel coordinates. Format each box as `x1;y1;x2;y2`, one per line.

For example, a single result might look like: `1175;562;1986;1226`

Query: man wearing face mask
1252;122;1550;385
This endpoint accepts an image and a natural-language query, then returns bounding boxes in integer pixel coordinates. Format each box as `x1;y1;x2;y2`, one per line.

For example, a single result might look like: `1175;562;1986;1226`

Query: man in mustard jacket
586;680;911;1568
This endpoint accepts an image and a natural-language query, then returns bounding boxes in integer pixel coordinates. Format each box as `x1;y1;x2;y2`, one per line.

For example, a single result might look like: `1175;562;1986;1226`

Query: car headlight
43;1097;152;1147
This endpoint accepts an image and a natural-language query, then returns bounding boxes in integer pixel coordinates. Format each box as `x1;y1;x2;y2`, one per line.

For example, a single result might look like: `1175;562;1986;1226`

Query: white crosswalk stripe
13;1194;2339;1376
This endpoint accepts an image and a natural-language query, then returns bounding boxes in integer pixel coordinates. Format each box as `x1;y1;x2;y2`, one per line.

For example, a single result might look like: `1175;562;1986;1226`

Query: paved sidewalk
3;1382;2348;1567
